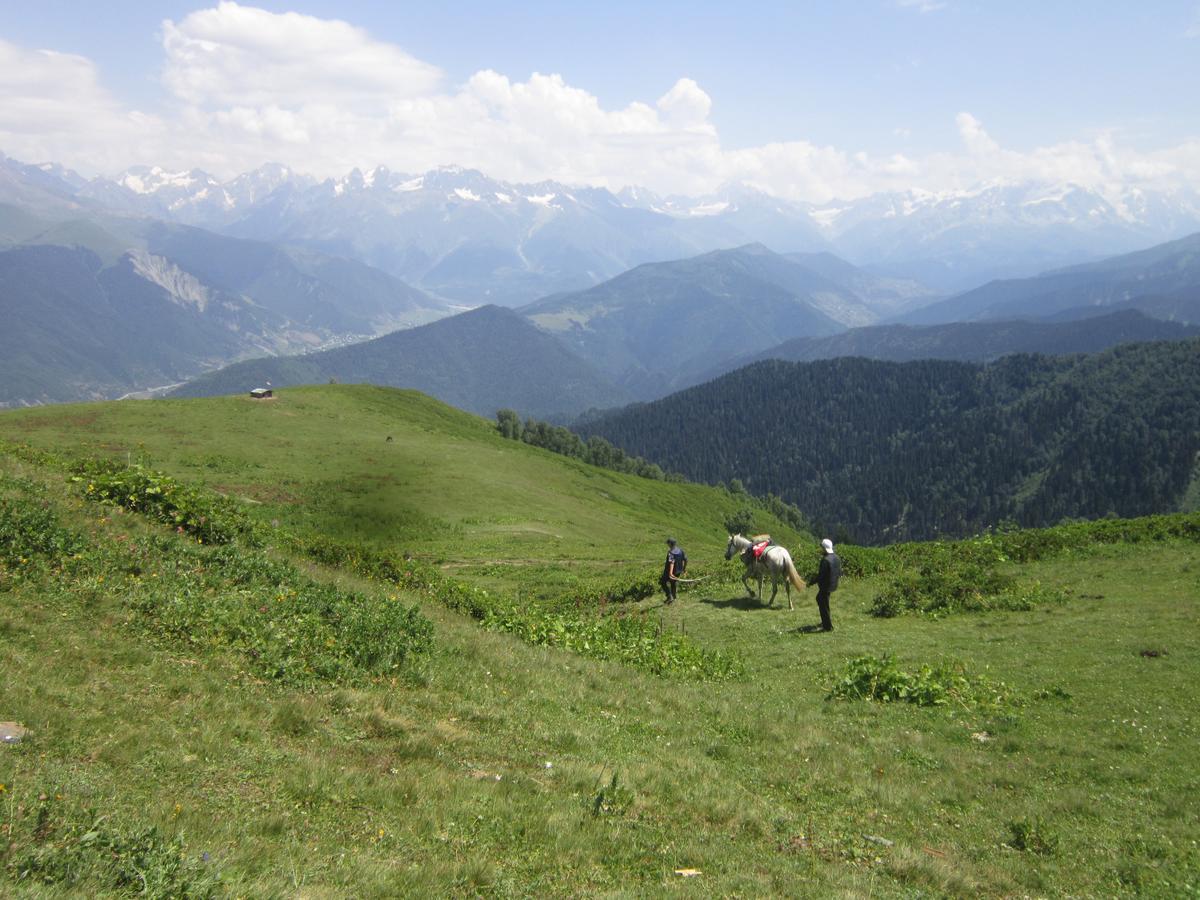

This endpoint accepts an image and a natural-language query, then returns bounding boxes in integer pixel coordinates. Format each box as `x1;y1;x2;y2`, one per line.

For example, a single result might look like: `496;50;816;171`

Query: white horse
725;534;807;610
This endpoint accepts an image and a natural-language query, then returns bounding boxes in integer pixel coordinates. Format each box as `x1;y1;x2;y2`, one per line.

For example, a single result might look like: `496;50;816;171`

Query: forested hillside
580;339;1200;543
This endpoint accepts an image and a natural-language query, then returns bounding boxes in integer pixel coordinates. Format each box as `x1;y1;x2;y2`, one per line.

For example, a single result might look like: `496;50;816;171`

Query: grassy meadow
1;385;1197;897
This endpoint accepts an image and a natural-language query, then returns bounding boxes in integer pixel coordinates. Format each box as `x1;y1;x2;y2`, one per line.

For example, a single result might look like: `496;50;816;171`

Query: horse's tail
785;555;807;591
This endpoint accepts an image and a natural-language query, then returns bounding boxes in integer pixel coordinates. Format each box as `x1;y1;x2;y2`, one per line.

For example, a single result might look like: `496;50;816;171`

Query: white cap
821;538;834;553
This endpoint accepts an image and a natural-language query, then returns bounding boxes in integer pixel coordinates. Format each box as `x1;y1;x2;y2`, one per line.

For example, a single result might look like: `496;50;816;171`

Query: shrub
828;654;1019;709
4;801;218;898
1006;817;1058;855
296;536;745;681
126;541;434;685
0;493;85;568
70;460;262;547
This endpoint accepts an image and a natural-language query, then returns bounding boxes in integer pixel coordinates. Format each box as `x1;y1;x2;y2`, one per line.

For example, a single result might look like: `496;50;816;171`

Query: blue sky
2;1;1198;201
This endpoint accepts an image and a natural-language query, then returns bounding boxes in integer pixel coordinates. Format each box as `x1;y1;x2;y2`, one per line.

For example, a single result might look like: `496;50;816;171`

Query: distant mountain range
172;239;1200;419
0;184;446;406
579;339;1200;543
168;305;631;419
7;153;1199;305
693;309;1199;382
898;231;1200;325
5;150;1200;414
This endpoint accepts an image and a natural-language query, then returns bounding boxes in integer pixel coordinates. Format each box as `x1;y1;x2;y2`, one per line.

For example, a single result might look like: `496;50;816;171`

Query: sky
2;1;1199;202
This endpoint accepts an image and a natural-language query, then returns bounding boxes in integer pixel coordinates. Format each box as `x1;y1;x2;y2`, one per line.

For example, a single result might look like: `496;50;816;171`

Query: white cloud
1;5;1198;206
0;39;164;170
161;2;442;108
956;112;1001;156
896;0;947;13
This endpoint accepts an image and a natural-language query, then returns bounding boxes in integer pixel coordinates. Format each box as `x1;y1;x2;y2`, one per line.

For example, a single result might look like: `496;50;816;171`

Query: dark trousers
816;590;833;630
660;575;677;603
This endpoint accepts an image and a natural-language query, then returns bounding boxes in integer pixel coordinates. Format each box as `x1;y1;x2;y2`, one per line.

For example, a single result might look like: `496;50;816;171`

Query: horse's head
725;534;738;560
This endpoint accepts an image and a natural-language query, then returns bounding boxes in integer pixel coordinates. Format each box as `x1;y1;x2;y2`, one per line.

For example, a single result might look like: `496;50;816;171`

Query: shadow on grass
792;623;832;635
700;594;786;612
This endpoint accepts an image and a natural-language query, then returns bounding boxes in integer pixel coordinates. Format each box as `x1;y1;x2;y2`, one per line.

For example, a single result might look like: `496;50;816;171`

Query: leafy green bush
1006;817;1059;855
0;492;85;569
126;540;433;685
71;460;262;547
828;654;1019;709
845;512;1195;617
297;536;744;681
4;801;218;898
870;560;1014;617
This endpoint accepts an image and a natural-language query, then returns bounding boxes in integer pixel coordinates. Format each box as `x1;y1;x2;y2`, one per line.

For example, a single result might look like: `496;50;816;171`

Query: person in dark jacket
812;538;841;631
660;537;686;604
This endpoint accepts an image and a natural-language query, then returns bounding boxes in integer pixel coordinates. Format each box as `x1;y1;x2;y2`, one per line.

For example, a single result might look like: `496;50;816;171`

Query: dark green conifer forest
579;339;1200;543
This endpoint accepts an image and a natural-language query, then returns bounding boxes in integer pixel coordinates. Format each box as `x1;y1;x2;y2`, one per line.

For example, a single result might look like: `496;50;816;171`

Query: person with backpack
660;537;687;604
811;538;841;631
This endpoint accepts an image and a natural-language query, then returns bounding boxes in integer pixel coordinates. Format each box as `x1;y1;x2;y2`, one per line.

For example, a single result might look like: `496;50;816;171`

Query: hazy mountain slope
700;309;1200;377
0;187;450;405
0;203;53;246
0;244;288;405
1050;287;1200;326
139;221;442;335
170;305;630;418
521;244;852;398
783;250;939;317
901;231;1200;324
579;339;1200;543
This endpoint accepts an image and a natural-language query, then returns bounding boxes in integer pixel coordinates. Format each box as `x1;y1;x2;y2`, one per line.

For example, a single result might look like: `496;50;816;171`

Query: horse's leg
768;572;779;606
741;566;754;597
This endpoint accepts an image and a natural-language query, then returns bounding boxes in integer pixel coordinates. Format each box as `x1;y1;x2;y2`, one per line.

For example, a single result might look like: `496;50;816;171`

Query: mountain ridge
168;305;631;419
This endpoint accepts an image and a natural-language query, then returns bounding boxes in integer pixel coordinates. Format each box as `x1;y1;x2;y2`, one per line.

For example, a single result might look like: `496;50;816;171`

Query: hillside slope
690;309;1200;383
2;393;1197;897
521;244;852;398
902;230;1200;324
0;384;806;594
169;306;632;418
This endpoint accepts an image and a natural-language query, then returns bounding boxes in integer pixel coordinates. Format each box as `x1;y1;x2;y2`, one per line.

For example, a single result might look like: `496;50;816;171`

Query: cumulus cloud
161;2;442;108
956;112;1001;156
0;38;164;170
1;4;1198;205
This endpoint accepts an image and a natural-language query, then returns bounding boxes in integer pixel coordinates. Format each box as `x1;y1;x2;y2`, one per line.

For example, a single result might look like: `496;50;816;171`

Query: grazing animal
725;533;807;610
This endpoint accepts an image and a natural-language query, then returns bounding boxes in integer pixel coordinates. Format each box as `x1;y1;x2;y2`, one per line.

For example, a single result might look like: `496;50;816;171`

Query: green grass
0;385;810;599
2;387;1198;897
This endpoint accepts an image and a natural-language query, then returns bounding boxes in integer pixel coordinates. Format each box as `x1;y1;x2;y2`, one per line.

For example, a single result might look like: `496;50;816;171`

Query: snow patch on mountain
687;200;730;217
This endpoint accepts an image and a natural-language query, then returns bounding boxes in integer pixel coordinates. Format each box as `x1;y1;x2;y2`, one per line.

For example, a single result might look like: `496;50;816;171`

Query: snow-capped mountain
6;152;1200;306
810;181;1200;292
